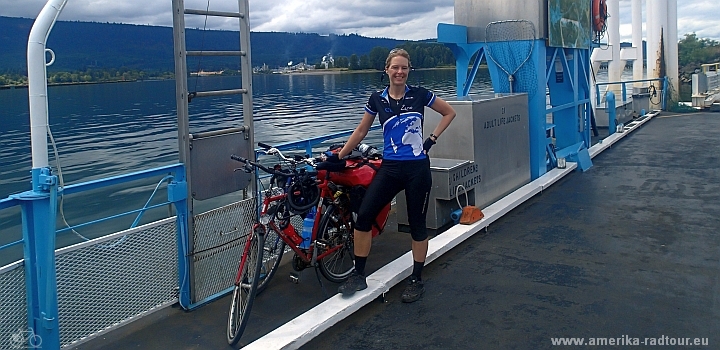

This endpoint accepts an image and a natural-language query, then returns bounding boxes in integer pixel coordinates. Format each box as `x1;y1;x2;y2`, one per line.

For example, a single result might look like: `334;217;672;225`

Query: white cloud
0;0;716;42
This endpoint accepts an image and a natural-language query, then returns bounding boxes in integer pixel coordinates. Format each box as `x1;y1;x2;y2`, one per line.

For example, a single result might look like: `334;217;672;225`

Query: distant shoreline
0;67;459;89
278;66;456;76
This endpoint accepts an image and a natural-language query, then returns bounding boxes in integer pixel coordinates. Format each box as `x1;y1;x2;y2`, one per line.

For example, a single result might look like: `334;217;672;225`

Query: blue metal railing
595;77;669;110
252;124;383;185
0;163;188;349
254;124;382;156
0;164;186;254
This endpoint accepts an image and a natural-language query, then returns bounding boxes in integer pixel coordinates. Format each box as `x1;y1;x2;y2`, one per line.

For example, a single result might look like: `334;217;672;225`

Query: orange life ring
592;0;608;32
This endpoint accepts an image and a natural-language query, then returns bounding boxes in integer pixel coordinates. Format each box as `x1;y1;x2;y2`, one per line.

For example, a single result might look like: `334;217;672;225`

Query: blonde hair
385;48;411;69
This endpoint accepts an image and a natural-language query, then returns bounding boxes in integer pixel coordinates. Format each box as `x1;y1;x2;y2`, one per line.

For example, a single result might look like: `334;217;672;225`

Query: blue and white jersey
364;85;436;161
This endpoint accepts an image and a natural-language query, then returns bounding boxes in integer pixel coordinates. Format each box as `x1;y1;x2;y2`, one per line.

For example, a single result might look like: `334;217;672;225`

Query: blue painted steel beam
12;167;61;349
436;23;484;97
167;170;191;310
546;99;591;114
548;48;585;151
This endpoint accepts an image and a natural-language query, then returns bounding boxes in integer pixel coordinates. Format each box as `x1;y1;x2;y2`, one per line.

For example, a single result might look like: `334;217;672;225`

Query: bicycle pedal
289;273;300;284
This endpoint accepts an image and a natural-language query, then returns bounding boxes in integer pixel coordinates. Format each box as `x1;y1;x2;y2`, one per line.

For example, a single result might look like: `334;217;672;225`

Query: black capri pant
355;158;432;241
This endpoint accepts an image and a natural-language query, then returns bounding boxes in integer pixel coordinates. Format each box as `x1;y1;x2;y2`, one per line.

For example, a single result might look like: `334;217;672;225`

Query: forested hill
0;16;411;72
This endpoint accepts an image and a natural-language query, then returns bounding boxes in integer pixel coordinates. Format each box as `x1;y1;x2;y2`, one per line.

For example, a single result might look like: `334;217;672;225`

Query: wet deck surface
79;112;720;349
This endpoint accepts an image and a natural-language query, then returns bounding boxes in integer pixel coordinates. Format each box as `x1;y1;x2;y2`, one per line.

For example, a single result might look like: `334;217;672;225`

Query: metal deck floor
77;112;720;349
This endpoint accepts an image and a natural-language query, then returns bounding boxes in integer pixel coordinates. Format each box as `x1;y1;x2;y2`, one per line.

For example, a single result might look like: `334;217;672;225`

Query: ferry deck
75;111;720;349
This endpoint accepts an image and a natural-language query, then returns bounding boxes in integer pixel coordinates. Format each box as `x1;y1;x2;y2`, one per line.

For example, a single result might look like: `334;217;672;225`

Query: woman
334;48;456;303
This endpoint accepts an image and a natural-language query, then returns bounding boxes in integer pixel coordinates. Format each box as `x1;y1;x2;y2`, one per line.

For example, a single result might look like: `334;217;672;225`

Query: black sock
354;256;367;276
411;260;424;281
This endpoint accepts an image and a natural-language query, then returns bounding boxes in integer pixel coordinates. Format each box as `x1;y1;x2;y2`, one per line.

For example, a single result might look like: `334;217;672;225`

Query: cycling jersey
364;85;436;161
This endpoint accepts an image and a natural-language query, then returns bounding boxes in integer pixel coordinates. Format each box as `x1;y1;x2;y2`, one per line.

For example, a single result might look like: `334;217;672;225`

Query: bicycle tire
256;226;285;295
227;228;264;345
317;204;356;283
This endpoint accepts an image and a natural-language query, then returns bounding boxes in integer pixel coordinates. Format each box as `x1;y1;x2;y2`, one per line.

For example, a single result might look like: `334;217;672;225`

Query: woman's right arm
338;111;376;158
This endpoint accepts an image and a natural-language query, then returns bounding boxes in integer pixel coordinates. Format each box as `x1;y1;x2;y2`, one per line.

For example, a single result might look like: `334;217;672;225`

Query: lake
0;68;495;263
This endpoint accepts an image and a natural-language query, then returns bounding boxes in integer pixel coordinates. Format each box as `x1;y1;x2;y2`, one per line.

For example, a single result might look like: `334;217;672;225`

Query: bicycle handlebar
230;154;285;176
232;141;319;176
255;143;318;167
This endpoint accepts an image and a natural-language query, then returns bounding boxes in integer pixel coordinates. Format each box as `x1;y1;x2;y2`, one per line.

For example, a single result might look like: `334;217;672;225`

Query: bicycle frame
233;145;388;271
234;230;258;286
260;184;348;265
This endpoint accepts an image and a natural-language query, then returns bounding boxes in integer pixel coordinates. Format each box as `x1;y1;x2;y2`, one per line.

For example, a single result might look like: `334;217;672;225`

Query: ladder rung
187;51;246;57
190;126;249;140
192;89;248;99
184;9;244;18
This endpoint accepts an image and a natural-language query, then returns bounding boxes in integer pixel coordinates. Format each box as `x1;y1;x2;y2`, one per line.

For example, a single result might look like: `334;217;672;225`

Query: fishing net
485;20;538;97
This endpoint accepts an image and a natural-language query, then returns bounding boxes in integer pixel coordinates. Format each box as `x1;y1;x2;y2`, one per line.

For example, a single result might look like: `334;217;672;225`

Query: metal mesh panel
192;197;257;302
290;215;302;233
486;20;538;96
56;218;178;347
0;262;28;350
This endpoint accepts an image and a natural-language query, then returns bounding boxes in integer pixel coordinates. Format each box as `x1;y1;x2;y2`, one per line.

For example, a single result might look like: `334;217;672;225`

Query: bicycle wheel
256;226;285;295
227;228;264;345
317;204;356;283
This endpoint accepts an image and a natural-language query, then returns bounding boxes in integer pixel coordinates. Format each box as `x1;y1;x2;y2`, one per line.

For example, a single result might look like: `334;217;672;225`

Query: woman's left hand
423;137;436;154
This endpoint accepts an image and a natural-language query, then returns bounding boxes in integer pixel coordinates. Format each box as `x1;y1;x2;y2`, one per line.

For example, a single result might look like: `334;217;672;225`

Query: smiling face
385;50;410;87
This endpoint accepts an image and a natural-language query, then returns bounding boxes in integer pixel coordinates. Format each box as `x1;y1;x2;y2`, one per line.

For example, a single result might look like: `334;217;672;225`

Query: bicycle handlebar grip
230;155;247;163
258;142;273;150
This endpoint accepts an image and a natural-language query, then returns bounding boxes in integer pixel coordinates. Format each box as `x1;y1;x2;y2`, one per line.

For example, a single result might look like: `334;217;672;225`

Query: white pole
666;0;679;101
27;0;68;169
646;0;656;81
607;0;622;94
632;0;644;87
648;0;668;81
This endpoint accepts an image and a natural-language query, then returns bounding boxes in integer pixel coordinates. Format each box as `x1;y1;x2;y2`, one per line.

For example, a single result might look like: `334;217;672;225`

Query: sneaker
338;271;367;296
401;276;425;303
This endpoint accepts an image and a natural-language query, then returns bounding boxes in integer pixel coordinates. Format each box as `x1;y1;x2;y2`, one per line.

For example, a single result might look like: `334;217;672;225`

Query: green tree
359;55;371;69
349;54;360;70
368;46;390;70
678;33;720;79
335;56;349;69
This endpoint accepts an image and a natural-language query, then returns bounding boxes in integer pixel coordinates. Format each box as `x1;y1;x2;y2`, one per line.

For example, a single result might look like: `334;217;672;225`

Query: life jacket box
397;158;479;233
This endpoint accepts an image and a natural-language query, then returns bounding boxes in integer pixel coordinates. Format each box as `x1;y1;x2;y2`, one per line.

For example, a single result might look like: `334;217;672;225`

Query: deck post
11;167;61;349
607;91;617;135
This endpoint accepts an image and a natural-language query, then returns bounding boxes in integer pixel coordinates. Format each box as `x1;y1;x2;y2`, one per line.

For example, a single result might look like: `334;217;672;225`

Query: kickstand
314;266;329;299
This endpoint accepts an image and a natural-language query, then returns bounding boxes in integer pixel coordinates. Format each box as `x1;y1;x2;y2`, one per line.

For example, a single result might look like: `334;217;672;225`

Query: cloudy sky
1;0;717;42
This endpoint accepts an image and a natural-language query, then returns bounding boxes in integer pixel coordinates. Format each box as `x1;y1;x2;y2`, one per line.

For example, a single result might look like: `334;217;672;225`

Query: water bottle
300;207;316;249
